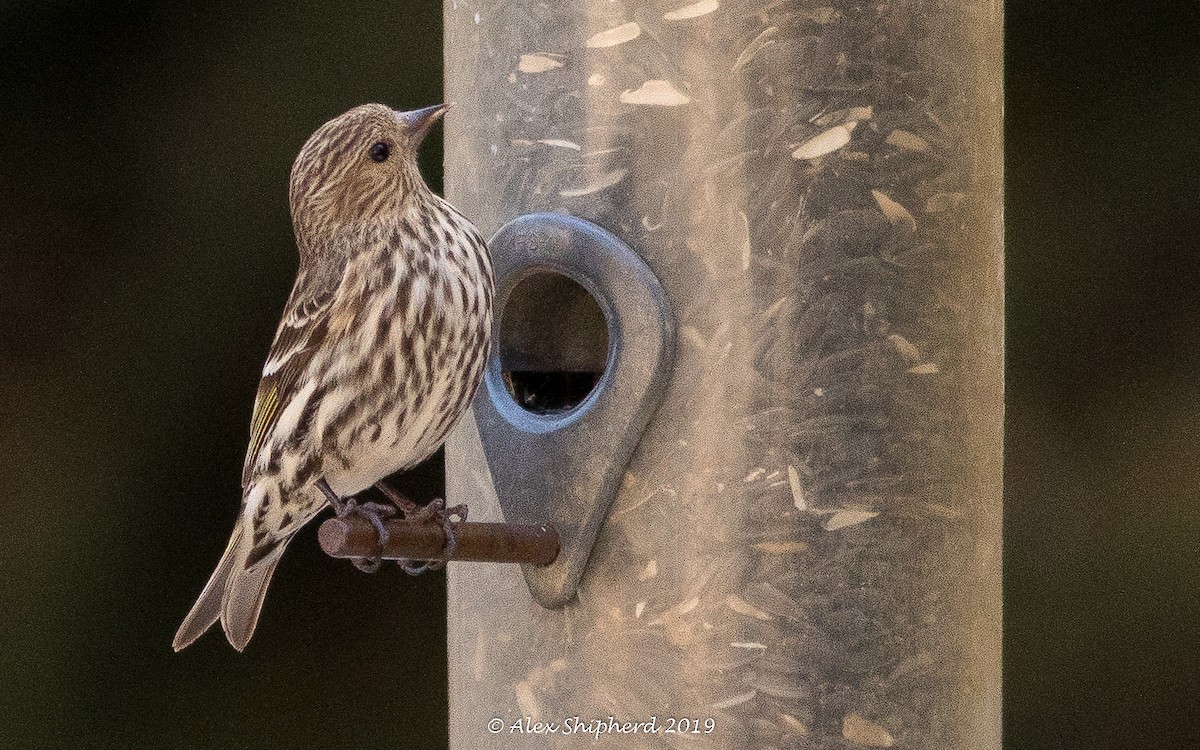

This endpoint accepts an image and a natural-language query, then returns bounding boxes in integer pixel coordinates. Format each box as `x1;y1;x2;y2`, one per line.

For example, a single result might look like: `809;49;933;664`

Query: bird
173;103;493;652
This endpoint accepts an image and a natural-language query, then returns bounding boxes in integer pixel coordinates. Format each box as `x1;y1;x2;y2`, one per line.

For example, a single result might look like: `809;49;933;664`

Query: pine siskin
173;103;493;652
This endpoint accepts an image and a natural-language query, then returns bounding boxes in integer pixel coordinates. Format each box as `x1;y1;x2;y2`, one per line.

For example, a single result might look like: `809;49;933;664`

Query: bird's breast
317;231;491;495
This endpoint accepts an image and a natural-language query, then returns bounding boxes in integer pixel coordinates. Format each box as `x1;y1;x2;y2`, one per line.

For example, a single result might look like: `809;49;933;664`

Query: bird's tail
172;523;290;652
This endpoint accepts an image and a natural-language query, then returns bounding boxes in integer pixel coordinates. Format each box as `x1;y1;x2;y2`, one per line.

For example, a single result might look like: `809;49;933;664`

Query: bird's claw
336;497;395;573
397;498;467;575
372;482;466;574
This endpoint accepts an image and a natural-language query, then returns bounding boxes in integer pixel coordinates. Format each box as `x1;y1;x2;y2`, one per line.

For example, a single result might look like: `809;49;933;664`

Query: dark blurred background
0;2;448;749
1005;2;1200;748
0;1;1197;748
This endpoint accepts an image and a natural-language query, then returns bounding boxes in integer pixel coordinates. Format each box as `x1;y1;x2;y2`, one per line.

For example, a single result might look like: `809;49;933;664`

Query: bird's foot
342;499;398;573
318;478;395;573
373;482;466;574
398;499;467;575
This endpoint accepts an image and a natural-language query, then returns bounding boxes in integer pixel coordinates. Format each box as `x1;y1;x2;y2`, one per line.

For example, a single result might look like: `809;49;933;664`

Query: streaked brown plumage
173;103;493;652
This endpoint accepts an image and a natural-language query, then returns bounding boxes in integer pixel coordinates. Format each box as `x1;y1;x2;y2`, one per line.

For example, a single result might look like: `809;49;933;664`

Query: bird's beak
396;103;450;147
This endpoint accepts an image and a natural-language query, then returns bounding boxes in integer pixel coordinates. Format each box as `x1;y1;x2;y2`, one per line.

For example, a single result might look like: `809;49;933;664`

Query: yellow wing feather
240;266;343;486
245;382;280;472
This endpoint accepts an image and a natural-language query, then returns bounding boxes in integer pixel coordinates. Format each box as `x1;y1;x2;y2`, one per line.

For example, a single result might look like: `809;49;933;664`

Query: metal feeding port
475;212;675;608
498;268;609;415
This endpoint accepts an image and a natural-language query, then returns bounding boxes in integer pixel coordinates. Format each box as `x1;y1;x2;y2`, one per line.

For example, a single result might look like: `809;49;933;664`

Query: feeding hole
499;270;609;415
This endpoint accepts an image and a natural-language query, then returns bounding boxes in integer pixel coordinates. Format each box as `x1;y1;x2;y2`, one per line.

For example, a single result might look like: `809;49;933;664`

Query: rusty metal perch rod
318;516;560;567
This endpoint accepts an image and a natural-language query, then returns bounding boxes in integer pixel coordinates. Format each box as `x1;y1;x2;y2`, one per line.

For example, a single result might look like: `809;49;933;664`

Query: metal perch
318;516;560;567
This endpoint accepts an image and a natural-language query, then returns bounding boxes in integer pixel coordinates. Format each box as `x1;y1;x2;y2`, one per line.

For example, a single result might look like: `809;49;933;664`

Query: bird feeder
439;2;1002;748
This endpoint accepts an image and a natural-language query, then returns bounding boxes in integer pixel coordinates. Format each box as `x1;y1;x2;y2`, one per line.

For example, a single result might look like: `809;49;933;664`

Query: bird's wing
241;259;345;485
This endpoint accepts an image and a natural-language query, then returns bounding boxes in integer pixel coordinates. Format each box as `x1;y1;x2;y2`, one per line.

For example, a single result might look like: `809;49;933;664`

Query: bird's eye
368;142;390;162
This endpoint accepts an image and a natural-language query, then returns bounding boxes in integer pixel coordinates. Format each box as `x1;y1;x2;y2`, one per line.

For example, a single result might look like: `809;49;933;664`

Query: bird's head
288;102;447;243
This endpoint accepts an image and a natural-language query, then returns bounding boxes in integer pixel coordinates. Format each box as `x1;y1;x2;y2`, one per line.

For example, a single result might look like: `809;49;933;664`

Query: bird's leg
317;477;348;515
318;477;395;573
374;481;424;518
374;481;467;575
